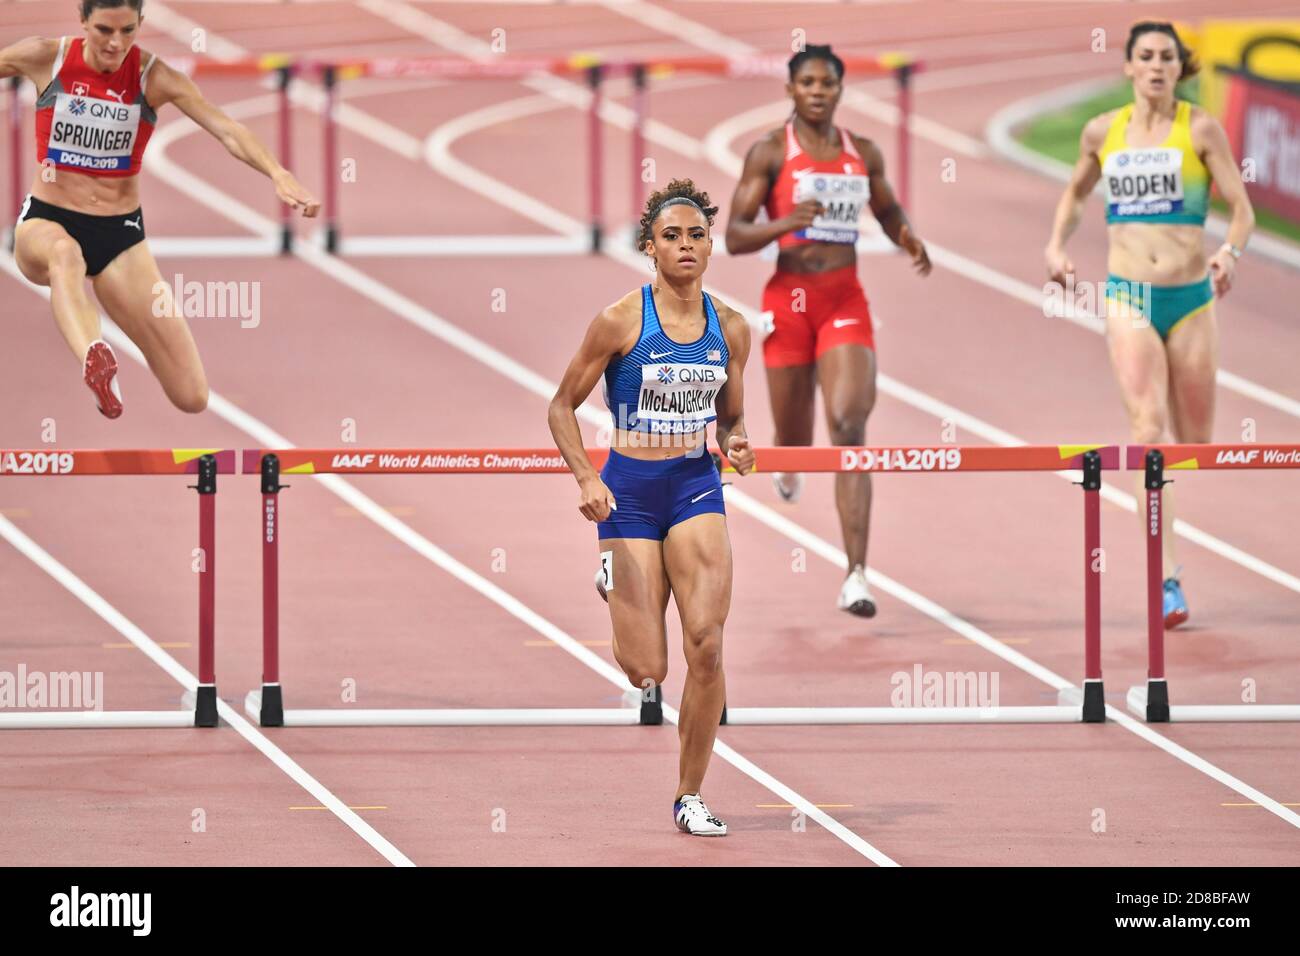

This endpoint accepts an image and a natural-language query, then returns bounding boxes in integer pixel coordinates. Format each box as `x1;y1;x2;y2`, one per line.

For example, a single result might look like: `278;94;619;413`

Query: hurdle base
1127;682;1169;723
259;684;284;727
1082;681;1106;723
1127;686;1300;722
639;683;663;726
245;687;287;727
193;684;218;727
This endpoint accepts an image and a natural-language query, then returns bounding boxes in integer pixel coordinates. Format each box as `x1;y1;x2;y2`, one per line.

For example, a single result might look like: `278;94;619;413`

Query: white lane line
139;16;1300;596
138;12;1300;833
592;0;988;157
985;66;1300;272
3;252;894;865
874;373;1300;596
0;510;415;867
370;0;1300;428
26;28;890;862
448;67;1300;597
148;93;1300;832
701;48;1300;420
357;0;708;158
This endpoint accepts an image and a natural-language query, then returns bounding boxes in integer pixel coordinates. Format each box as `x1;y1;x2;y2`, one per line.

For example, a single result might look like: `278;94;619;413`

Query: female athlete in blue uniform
549;179;754;836
1046;22;1254;628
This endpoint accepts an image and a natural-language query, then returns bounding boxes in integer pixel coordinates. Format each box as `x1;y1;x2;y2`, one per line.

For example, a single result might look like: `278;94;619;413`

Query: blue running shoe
1163;575;1189;630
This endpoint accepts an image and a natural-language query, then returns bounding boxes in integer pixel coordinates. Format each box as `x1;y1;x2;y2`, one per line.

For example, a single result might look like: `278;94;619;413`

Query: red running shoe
83;340;123;419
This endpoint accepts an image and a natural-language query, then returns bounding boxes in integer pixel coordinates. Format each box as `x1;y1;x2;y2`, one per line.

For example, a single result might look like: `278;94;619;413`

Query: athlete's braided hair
80;0;143;20
638;178;718;249
1126;22;1199;81
788;44;845;82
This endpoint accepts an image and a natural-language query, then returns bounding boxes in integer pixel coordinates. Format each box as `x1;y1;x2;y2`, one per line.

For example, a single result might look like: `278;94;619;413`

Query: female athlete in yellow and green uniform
1046;21;1255;628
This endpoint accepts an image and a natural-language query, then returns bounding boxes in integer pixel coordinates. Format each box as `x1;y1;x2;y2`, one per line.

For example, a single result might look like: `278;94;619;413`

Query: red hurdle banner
1128;445;1300;723
0;448;237;476
245;445;1114;727
240;444;1117;476
1125;443;1300;470
0;449;233;729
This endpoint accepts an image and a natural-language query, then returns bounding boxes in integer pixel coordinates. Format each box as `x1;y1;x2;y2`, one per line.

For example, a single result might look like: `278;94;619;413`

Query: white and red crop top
764;121;871;247
34;37;158;177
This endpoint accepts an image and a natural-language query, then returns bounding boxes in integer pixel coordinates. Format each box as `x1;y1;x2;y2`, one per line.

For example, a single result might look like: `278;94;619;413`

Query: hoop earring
650;258;657;273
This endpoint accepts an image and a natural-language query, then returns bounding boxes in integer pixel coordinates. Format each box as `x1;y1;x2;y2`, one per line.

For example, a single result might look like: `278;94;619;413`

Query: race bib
47;92;140;171
1103;148;1184;218
636;363;728;434
793;170;869;243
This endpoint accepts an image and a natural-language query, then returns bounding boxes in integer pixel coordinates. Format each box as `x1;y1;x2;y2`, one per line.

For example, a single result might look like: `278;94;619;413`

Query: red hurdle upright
0;449;232;728
1127;443;1300;723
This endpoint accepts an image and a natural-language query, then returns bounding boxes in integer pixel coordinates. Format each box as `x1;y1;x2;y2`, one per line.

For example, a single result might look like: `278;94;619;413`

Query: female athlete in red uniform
1;0;318;419
727;45;931;616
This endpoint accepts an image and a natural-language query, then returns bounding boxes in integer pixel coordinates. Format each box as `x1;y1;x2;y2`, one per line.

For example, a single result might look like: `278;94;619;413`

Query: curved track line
56;102;899;868
426;70;1300;594
142;88;1300;832
671;20;1300;421
985;76;1300;271
91;10;1300;836
354;0;1300;592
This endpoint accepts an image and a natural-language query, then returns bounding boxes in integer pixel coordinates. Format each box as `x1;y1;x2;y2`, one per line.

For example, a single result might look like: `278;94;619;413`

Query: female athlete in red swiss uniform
1;0;318;418
727;45;931;616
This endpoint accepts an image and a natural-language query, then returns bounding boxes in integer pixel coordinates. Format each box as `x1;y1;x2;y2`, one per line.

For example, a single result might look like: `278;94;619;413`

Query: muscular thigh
1104;303;1169;426
602;537;670;667
13;219;73;286
1165;305;1218;443
765;363;817;444
91;243;202;376
817;343;876;432
663;514;732;642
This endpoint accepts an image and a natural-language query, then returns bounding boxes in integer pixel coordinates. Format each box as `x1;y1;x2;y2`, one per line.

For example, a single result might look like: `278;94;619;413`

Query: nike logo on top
832;319;860;328
649;351;672;360
690;488;715;504
123;217;141;230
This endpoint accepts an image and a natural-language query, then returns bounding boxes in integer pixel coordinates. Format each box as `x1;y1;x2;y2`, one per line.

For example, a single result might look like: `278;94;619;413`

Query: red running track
1;0;1298;866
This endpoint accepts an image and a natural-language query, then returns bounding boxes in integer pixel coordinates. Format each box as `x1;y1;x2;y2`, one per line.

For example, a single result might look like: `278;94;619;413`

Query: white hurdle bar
1126;686;1300;723
723;706;1082;725
244;691;640;726
244;692;1086;727
0;710;196;729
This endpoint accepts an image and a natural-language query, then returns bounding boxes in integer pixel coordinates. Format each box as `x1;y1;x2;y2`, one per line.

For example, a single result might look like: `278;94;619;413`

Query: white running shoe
773;472;803;503
674;793;727;836
837;564;877;618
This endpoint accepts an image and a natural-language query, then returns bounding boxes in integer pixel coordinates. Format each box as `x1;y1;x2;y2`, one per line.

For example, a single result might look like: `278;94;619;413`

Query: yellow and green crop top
1097;100;1209;226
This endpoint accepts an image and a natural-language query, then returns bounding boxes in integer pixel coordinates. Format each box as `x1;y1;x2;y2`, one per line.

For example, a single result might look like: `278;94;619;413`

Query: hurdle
241;444;1116;728
0;449;233;729
1127;443;1300;723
